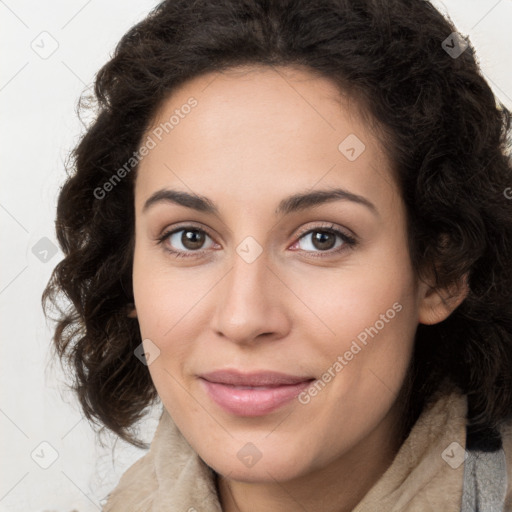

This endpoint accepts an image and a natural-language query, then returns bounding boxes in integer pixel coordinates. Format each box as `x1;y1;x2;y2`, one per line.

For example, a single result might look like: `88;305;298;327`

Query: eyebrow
142;187;379;217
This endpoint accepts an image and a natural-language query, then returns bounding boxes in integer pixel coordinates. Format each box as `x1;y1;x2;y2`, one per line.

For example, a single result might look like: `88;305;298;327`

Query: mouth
198;370;315;416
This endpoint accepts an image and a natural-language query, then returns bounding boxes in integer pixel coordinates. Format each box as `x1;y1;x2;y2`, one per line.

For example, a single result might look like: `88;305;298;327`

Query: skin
129;64;467;512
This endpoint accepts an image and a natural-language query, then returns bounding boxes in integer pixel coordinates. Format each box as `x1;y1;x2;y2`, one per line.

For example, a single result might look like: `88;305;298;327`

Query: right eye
157;226;218;258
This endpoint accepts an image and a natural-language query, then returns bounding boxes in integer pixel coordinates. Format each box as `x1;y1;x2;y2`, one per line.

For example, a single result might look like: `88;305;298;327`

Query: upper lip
199;370;314;387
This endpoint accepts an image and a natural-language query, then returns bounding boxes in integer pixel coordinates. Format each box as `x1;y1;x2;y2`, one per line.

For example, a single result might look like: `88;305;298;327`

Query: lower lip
199;378;314;416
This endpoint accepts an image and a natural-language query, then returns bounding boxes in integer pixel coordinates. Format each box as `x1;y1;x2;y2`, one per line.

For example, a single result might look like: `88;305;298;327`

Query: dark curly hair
42;0;512;449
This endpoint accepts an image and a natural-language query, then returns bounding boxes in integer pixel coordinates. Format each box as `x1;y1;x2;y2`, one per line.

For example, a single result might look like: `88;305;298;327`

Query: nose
210;247;290;346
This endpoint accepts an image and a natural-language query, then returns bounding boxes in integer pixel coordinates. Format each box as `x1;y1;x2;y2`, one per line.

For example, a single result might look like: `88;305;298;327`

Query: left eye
293;228;349;252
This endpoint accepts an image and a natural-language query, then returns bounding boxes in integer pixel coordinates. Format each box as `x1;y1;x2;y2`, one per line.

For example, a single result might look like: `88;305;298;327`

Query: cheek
289;258;418;406
335;228;417;347
132;246;211;338
131;253;193;395
287;258;416;358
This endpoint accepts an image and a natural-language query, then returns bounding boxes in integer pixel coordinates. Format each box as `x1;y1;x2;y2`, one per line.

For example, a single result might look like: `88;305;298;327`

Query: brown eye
180;229;206;250
310;231;337;250
296;229;345;253
159;227;216;256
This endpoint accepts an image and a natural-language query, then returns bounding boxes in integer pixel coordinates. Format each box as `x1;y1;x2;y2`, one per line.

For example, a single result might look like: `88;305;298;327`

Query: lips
199;370;315;416
200;370;313;387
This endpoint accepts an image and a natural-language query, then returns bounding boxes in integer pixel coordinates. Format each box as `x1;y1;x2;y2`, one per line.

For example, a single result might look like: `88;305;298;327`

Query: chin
199;443;313;484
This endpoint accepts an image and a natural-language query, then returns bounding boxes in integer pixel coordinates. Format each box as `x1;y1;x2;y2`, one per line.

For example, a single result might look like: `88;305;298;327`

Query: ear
127;303;138;318
418;272;469;325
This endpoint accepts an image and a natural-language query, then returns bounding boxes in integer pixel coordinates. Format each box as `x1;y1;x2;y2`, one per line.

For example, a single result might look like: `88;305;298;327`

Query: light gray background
1;1;511;510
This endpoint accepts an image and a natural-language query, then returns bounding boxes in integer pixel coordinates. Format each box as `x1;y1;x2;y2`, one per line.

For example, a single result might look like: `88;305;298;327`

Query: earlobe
418;273;469;325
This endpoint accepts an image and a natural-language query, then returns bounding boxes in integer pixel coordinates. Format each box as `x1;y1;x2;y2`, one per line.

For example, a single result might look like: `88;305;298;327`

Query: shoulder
498;419;512;511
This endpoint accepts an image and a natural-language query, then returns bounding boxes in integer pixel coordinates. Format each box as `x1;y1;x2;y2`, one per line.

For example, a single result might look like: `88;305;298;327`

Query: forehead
135;65;397;215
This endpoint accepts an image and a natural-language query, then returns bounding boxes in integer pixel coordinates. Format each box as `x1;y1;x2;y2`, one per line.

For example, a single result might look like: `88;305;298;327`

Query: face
131;65;424;483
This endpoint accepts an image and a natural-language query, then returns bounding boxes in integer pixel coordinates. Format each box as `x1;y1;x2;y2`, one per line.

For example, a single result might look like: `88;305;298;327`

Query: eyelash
155;223;358;259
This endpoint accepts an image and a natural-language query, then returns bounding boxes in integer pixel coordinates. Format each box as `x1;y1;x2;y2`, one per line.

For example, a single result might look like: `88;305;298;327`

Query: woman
43;0;512;510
